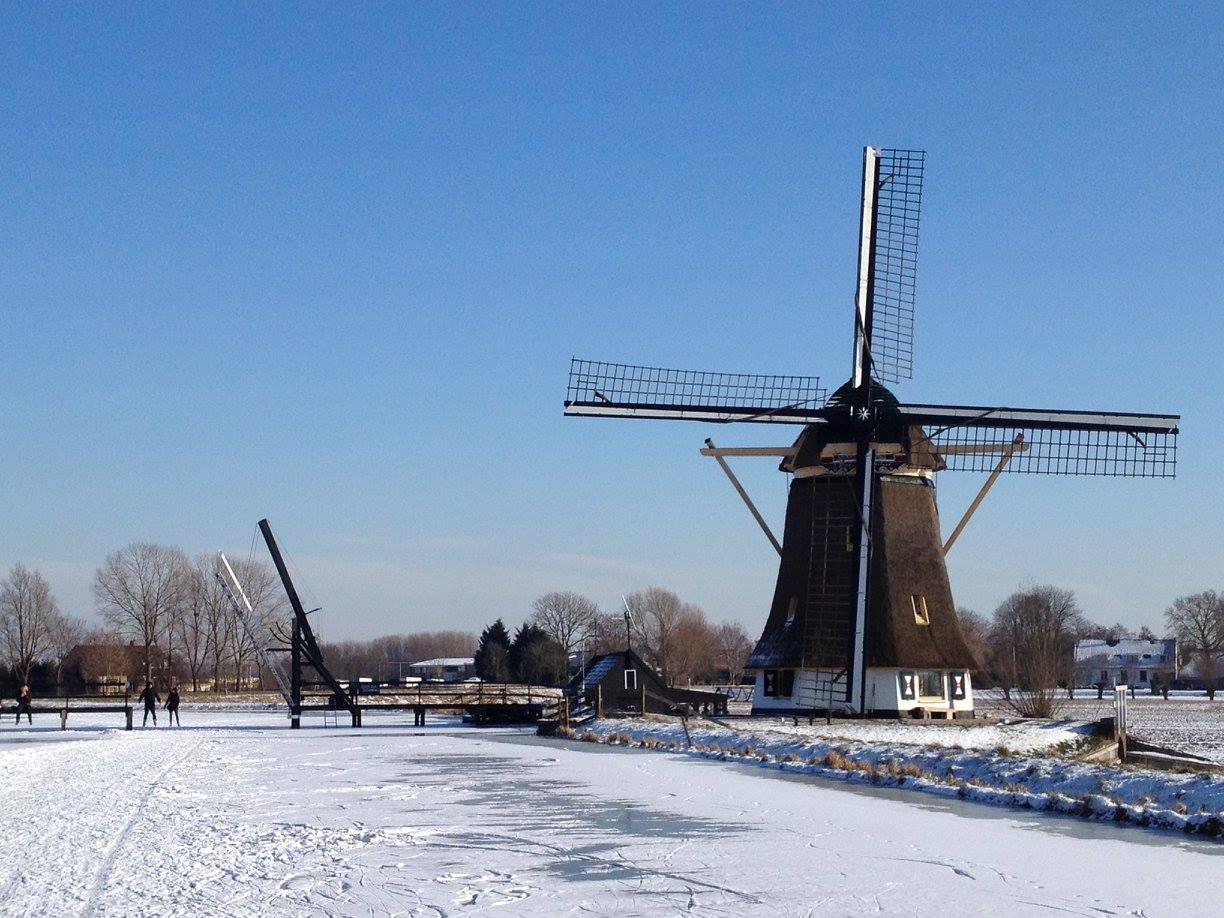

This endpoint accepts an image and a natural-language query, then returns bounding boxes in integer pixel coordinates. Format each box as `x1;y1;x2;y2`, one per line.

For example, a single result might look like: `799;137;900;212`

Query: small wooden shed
568;649;728;716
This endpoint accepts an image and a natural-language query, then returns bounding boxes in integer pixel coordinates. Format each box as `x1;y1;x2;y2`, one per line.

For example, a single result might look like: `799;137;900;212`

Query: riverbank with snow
572;716;1224;837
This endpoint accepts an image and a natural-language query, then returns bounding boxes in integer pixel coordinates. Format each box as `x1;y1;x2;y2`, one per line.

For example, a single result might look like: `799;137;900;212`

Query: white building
406;657;476;682
1074;638;1177;689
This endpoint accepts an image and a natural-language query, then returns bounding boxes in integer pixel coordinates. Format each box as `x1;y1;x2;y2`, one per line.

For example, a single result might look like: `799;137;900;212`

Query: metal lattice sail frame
868;148;924;384
567;358;826;424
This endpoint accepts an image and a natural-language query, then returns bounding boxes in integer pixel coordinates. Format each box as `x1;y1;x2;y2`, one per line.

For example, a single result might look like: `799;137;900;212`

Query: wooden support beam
942;433;1024;556
699;446;797;458
703;438;783;556
935;441;1033;456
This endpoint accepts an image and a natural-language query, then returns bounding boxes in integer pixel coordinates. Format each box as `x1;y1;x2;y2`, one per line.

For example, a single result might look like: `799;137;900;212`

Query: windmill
563;146;1179;718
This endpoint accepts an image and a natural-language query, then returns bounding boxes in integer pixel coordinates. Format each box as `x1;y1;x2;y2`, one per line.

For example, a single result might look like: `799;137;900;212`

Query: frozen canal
1;711;1221;916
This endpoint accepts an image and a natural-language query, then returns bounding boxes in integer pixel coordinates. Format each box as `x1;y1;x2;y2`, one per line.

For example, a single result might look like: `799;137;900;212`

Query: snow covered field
2;711;1223;916
976;691;1224;764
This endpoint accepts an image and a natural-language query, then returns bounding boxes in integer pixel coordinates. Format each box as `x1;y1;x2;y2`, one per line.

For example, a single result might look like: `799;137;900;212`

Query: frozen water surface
0;710;1220;916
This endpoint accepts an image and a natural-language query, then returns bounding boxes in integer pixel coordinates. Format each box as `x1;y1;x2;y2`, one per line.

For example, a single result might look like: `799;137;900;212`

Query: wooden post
640;683;646;715
290;617;302;729
1114;684;1129;759
596;685;603;719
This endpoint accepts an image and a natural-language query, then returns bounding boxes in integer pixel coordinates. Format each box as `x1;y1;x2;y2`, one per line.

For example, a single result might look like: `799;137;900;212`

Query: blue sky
2;4;1221;640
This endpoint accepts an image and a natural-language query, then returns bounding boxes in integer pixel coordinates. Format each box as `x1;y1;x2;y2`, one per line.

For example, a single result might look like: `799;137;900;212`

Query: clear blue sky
2;4;1221;640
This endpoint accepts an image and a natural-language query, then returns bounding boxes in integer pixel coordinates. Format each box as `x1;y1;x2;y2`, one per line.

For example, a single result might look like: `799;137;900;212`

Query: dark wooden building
568;649;728;716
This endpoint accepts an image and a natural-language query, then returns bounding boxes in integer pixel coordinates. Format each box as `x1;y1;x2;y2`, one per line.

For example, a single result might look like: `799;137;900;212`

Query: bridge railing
298;680;562;708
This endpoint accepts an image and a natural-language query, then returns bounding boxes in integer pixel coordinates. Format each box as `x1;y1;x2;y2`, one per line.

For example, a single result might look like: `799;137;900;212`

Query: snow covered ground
736;715;1092;754
578;716;1224;836
976;691;1224;764
2;711;1222;916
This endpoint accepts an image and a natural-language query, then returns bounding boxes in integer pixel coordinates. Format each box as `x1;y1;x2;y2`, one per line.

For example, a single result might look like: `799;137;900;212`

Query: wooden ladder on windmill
793;666;849;724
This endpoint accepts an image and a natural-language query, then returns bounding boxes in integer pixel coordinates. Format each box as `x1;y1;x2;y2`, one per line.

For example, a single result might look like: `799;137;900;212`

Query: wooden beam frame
942;433;1025;556
702;438;783;556
698;445;797;458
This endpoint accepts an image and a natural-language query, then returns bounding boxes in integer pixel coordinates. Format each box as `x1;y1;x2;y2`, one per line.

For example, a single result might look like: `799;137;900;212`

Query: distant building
567;648;728;715
407;657;476;682
1074;638;1177;689
60;641;167;694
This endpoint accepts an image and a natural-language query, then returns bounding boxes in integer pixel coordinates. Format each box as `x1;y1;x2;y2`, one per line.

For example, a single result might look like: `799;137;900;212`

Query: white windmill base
749;667;975;719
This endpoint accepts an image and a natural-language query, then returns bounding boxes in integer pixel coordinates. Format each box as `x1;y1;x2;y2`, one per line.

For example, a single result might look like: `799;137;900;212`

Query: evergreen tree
510;623;568;686
473;619;512;682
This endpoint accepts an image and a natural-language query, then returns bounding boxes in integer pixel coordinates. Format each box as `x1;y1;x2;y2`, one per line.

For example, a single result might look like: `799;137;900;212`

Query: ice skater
139;681;160;726
14;684;33;725
165;683;181;727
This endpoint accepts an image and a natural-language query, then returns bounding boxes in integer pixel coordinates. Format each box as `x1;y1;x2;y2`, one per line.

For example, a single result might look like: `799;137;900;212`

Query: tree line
471;588;756;688
0;544;289;693
957;585;1224;716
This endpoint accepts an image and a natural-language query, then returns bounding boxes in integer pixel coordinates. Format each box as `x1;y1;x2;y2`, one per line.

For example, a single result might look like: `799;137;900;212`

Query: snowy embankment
572;717;1224;837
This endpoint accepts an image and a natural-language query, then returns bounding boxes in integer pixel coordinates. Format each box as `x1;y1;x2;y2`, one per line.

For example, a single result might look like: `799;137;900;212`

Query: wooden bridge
300;681;565;726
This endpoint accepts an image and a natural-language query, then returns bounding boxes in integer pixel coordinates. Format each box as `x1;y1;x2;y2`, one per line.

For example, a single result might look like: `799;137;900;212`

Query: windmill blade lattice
565;358;826;424
900;403;1179;478
868;148;924;384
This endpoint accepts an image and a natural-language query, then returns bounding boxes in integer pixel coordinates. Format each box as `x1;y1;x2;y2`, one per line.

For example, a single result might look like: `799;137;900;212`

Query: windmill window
912;595;930;625
917;670;944;699
785;596;798;626
763;669;794;698
624;669;637;691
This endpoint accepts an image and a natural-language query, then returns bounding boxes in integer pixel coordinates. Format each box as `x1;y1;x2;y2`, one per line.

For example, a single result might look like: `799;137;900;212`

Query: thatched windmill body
564;147;1179;717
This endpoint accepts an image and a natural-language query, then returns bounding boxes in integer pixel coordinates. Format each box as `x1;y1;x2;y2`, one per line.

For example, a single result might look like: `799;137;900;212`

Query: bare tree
529;591;600;655
178;555;226;692
205;575;237;692
1080;621;1135;642
93;543;190;685
668;611;719;686
1166;591;1224;700
586;611;627;655
955;607;991;675
0;564;60;683
991;585;1084;717
713;621;754;685
45;611;88;691
624;587;714;686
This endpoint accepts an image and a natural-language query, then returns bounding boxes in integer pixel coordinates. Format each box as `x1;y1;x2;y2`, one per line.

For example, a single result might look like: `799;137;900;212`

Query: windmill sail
898;403;1179;477
856;148;924;386
565;358;825;424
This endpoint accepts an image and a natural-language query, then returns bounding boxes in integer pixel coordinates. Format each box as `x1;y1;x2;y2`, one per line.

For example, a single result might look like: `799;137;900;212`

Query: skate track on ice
0;711;1220;917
